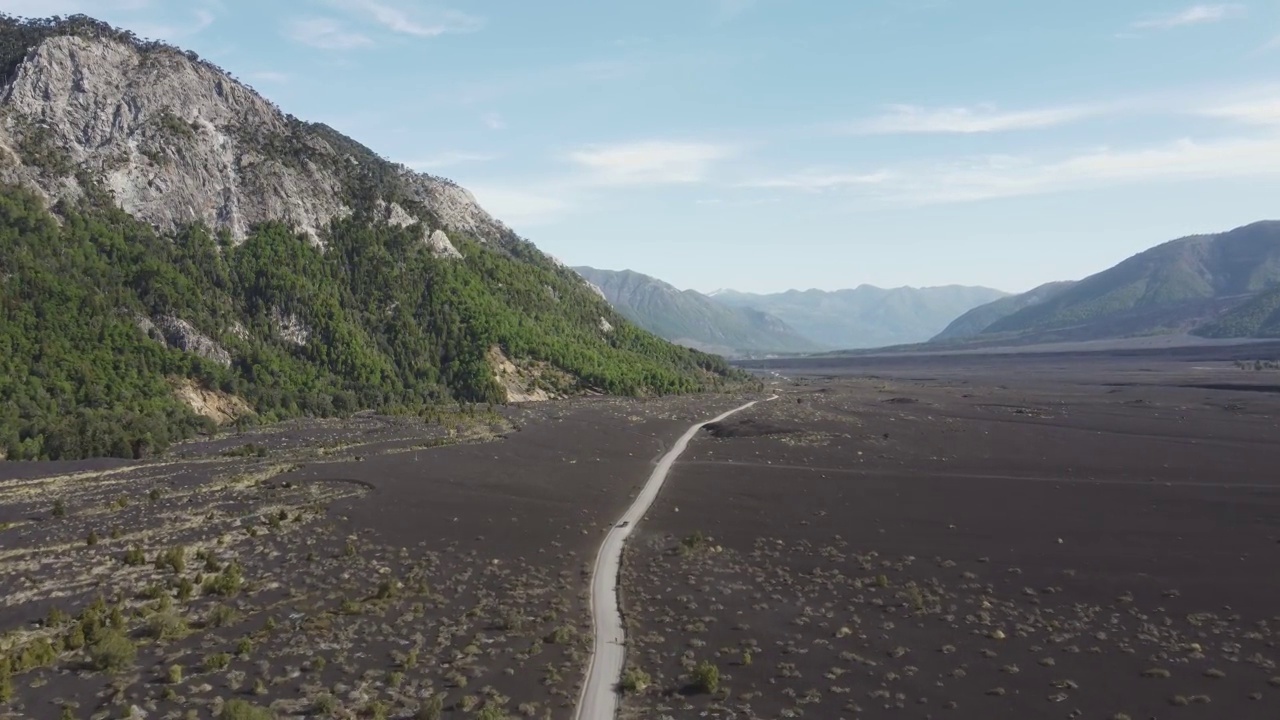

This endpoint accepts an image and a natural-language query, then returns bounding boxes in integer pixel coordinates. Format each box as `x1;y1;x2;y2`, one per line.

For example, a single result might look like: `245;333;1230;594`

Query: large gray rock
143;315;231;367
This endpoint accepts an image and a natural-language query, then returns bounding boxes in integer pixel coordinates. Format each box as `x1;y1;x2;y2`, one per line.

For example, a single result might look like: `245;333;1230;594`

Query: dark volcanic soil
0;394;750;720
621;350;1280;720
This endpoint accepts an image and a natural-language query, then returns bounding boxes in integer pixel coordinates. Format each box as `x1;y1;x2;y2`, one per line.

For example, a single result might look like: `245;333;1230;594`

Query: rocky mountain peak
0;18;512;250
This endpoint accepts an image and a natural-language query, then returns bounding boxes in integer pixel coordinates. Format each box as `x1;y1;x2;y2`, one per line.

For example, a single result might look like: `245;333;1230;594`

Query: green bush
204;652;231;672
416;694;443;720
218;699;272;720
155;546;186;574
620;667;651;693
88;629;135;673
147;611;188;641
691;660;719;694
203;562;243;597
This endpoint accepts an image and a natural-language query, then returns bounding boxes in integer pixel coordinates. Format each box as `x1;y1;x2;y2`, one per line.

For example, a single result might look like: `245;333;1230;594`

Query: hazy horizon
3;0;1278;294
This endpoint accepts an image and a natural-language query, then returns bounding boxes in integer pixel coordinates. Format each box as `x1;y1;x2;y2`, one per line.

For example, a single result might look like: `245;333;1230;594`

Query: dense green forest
0;186;737;461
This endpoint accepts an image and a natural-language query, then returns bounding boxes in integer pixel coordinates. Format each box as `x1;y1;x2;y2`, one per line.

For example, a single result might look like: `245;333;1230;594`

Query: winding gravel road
573;396;775;720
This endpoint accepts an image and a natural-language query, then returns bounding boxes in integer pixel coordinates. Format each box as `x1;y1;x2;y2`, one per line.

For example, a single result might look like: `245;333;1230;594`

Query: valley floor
3;346;1280;720
0;393;747;720
621;349;1280;719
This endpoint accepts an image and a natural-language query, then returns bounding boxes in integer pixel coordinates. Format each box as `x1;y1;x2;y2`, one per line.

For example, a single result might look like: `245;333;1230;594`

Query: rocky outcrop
136;313;232;365
270;307;309;347
152;316;231;366
427;229;462;259
0;32;517;248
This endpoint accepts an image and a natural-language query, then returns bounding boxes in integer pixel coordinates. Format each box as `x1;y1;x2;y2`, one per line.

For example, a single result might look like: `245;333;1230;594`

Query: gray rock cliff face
136;314;231;367
0;34;512;248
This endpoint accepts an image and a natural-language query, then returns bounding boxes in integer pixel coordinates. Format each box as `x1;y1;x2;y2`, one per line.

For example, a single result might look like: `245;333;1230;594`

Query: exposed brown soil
620;351;1280;720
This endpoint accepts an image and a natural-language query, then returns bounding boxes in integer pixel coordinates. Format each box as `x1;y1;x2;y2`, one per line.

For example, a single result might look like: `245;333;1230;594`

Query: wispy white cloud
286;17;373;49
844;103;1100;135
1133;4;1244;30
329;0;482;38
749;131;1280;206
481;112;506;130
741;171;892;191
405;151;499;171
567;140;737;186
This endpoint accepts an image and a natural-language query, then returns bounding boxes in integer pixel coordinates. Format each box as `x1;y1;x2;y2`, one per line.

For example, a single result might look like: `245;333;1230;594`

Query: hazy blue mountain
709;285;1009;349
574;267;824;357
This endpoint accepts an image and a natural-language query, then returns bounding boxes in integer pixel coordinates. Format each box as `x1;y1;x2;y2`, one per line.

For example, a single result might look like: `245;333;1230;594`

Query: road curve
574;395;776;720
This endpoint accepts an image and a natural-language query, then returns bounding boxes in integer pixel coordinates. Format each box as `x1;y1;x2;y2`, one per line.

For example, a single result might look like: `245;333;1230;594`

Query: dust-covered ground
620;349;1280;720
0;394;754;720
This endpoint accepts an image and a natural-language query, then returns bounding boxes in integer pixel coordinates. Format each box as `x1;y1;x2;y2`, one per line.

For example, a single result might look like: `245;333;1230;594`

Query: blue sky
4;0;1280;293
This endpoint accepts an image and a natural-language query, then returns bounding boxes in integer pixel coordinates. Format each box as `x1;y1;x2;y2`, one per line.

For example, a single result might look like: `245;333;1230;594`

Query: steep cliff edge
0;15;506;249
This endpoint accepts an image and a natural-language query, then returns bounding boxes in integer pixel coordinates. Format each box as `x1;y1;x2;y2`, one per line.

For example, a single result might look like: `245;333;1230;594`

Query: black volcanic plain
3;344;1280;719
621;345;1280;719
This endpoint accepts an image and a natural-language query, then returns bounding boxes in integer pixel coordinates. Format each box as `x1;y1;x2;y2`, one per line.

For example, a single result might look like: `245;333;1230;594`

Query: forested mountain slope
0;16;739;460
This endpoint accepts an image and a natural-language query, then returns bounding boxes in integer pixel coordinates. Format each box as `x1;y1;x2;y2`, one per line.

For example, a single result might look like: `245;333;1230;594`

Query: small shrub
86;530;99;546
417;694;444;720
236;638;253;657
374;579;397;600
313;694;336;714
89;630;136;673
205;652;232;672
620;667;651;693
63;622;86;651
156;546;187;574
52;498;67;518
546;626;574;644
691;660;720;694
15;638;57;671
218;699;272;720
204;562;243;597
208;604;238;628
122;546;146;566
167;664;183;684
0;655;11;704
475;703;508;720
176;576;195;602
148;611;189;641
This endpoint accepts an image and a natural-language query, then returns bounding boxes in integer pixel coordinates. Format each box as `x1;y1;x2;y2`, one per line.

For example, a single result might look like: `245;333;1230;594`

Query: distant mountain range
711;285;1010;349
573;267;823;356
932;221;1280;344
